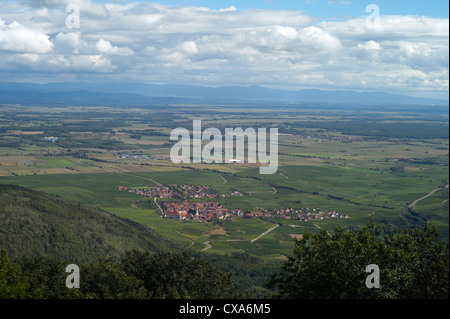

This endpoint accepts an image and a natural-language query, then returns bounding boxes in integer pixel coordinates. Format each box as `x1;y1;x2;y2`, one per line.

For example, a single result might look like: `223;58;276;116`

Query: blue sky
97;0;449;19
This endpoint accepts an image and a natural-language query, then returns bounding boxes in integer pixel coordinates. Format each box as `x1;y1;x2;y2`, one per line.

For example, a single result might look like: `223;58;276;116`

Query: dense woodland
0;184;178;264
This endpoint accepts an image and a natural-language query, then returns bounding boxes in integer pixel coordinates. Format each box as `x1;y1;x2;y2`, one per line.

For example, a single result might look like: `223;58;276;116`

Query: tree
79;258;148;299
18;255;82;299
121;249;247;299
0;250;30;298
267;223;449;299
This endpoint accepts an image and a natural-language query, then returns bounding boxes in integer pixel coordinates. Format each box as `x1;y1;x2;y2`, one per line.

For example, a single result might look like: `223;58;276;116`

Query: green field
0;104;448;259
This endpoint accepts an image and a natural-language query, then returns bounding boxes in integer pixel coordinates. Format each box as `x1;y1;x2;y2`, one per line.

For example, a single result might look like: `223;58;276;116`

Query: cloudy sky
0;0;448;99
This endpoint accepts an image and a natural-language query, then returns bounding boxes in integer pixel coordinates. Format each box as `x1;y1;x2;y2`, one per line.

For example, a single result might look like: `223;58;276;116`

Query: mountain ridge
0;82;447;107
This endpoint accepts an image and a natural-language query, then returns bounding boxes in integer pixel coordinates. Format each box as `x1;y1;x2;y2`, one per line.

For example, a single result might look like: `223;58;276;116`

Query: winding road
201;241;212;251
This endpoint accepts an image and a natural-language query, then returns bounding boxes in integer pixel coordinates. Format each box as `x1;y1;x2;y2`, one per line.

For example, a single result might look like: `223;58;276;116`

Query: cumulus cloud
0;1;447;97
11;52;114;73
0;19;53;53
96;39;134;56
54;31;81;53
297;26;341;51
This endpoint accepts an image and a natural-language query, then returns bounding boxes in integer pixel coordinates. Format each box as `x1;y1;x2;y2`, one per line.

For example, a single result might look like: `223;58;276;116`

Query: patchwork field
0;104;448;259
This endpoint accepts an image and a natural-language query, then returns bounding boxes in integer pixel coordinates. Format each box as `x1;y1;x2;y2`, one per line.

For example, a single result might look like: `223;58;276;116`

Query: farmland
0;104;448;259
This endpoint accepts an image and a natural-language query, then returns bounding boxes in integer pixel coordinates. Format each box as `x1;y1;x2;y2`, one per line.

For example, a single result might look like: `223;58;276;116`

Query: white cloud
219;6;237;12
358;40;381;51
55;31;81;53
69;54;115;71
178;41;199;55
11;52;114;73
319;15;449;39
15;53;40;65
0;2;447;97
96;39;134;56
0;19;53;53
297;26;341;51
399;41;430;57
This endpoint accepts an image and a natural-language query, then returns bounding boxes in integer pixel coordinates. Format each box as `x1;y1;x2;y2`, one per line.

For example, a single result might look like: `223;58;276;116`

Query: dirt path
219;175;227;184
251;224;280;243
313;223;330;235
247;189;277;195
121;172;161;186
154;197;164;215
201;241;212;251
176;231;195;246
409;188;443;208
296;178;350;197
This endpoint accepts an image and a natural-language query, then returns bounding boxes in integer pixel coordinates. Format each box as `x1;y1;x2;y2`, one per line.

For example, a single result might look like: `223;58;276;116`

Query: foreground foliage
0;249;248;299
1;223;448;299
267;223;449;299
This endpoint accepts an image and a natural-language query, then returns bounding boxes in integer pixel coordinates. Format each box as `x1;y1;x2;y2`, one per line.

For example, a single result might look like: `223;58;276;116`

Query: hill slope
0;184;178;264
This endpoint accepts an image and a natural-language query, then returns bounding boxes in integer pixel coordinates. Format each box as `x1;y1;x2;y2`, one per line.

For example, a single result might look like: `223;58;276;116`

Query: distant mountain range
0;82;448;108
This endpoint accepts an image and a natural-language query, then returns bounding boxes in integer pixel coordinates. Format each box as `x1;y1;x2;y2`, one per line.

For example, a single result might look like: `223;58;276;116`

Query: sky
114;0;449;19
0;0;448;99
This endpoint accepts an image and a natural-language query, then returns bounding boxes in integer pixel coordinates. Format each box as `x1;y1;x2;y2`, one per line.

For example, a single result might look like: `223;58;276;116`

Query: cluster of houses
326;135;365;143
292;134;366;143
235;207;349;221
161;204;349;222
43;136;59;143
116;185;180;199
162;201;236;221
246;207;349;221
116;185;349;223
118;153;155;160
116;184;242;200
178;185;218;199
179;185;243;199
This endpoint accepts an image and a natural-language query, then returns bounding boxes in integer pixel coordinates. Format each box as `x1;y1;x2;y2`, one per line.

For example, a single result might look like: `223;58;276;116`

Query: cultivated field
0;104;448;258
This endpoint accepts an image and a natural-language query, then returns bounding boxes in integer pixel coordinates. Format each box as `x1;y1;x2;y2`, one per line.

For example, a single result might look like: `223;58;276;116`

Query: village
162;201;234;221
243;207;349;221
283;133;367;143
116;185;349;222
116;185;243;199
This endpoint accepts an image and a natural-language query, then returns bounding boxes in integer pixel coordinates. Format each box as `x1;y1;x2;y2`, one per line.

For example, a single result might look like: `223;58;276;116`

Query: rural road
124;172;161;186
251;224;280;243
409;187;445;208
313;223;331;235
201;241;212;251
279;173;289;180
201;223;280;251
154;197;164;215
